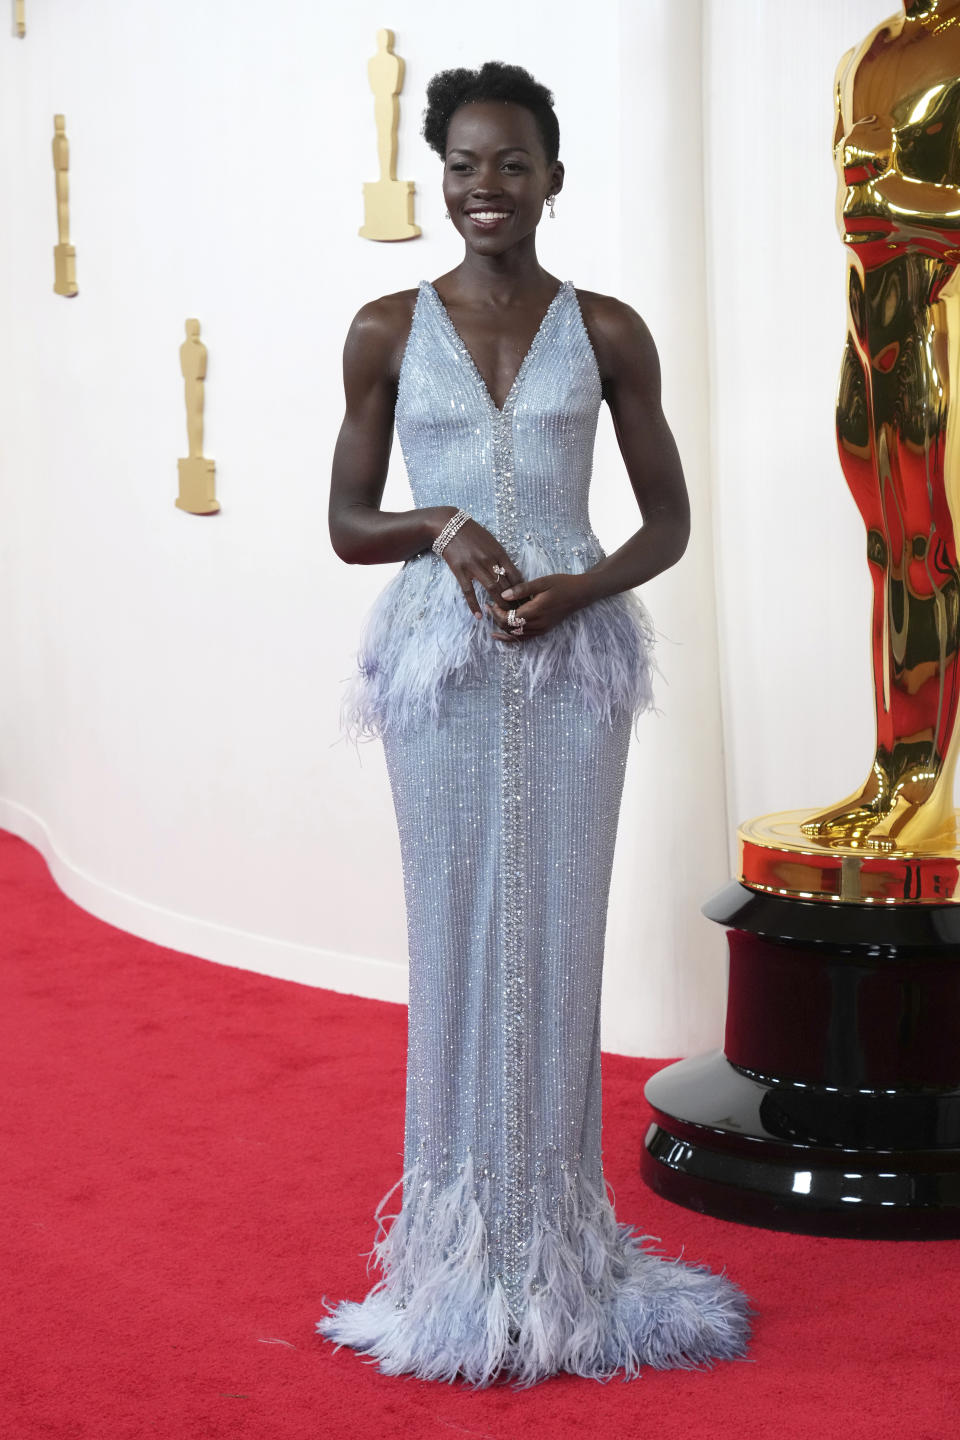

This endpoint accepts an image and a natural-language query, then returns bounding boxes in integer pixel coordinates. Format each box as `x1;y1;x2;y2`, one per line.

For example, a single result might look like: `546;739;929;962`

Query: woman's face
442;101;562;253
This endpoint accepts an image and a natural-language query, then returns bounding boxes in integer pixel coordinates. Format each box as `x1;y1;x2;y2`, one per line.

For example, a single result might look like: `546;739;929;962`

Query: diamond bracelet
432;508;470;557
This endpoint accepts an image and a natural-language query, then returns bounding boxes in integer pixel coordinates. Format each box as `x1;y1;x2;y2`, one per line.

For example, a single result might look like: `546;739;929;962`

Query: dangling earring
444;208;451;219
546;194;556;219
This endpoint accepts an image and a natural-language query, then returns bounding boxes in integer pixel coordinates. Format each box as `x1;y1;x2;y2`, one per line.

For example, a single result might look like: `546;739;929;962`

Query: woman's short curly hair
422;61;560;166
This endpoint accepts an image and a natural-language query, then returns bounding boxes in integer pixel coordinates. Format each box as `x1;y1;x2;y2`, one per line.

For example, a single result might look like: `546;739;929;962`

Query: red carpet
1;827;956;1439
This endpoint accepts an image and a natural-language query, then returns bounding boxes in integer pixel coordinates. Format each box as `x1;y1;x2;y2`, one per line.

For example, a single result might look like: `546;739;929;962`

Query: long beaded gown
317;278;750;1385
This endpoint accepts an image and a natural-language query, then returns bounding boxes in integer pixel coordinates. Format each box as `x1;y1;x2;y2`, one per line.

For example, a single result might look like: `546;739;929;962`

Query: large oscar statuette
358;29;421;242
176;319;219;516
644;0;960;1236
52;115;77;298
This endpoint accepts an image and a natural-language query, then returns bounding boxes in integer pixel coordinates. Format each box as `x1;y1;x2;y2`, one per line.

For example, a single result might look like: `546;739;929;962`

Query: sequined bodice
345;277;655;739
395;279;603;555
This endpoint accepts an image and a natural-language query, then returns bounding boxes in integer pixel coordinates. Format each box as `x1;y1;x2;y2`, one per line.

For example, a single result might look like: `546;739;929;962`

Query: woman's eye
447;162;525;173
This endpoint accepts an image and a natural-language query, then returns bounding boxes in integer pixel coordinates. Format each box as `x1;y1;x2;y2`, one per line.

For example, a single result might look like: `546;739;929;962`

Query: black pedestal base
642;884;960;1237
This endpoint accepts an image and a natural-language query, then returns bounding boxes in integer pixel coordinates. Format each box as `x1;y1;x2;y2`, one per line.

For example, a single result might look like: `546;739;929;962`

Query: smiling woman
316;60;750;1386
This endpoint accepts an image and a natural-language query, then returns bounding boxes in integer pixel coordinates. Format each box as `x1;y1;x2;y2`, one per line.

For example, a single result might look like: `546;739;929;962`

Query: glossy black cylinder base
642;883;960;1237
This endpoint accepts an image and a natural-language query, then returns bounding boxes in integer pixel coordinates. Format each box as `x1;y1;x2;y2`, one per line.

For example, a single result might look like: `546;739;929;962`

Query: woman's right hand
434;514;524;621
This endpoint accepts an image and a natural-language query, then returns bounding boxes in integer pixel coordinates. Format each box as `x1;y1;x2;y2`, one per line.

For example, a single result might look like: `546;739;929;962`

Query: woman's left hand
486;572;593;641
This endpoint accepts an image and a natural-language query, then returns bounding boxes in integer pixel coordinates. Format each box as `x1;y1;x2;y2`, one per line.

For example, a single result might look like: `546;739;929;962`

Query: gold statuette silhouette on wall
176;319;219;516
358;28;421;242
52;115;77;297
15;1;25;37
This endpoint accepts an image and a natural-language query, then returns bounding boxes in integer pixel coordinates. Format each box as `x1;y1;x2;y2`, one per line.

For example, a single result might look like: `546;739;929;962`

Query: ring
507;609;525;630
492;563;506;581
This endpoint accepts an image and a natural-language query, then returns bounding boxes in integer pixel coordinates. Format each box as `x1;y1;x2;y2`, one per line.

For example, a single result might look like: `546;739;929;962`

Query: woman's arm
328;294;455;566
329;292;526;617
577;294;691;601
490;294;690;637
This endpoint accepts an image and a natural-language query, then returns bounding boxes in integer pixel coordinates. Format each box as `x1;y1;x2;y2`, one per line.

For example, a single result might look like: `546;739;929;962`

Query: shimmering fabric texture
341;280;657;739
318;281;750;1385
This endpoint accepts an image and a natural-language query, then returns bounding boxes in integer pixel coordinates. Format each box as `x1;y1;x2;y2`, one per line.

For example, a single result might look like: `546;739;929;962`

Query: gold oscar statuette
642;1;960;1238
52;115;77;297
176;319;219;516
741;0;960;904
358;28;421;242
15;0;25;38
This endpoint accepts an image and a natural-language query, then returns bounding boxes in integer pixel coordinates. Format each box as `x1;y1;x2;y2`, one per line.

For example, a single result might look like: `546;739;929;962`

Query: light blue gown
317;279;750;1385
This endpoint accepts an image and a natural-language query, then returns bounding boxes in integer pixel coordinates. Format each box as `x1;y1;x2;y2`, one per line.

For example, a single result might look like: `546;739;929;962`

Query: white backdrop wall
0;0;894;1055
705;0;886;848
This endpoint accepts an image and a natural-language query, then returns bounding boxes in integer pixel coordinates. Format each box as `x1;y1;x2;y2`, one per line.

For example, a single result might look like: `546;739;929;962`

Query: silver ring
507;608;524;630
492;563;506;581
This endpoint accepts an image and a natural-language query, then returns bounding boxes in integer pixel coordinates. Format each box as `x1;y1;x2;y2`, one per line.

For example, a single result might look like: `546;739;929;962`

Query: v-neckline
423;279;569;416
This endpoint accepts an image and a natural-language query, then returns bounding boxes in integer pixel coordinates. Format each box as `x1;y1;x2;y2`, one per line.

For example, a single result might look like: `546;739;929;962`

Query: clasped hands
838;116;960;255
438;516;591;641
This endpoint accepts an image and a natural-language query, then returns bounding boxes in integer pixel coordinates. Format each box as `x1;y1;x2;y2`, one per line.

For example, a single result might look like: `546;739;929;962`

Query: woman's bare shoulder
573;286;658;383
344;285;421;379
574;287;653;343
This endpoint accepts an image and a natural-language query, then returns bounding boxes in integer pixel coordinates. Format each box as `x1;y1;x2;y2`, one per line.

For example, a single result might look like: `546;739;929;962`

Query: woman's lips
466;211;512;230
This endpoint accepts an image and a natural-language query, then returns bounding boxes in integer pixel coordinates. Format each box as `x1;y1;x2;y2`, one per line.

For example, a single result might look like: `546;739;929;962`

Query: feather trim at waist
341;534;657;740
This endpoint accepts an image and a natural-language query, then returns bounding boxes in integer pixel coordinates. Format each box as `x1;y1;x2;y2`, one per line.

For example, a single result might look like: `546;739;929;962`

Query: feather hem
316;1156;751;1388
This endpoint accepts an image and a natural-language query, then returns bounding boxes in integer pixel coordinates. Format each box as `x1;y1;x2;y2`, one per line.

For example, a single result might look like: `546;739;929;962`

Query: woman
318;61;750;1386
